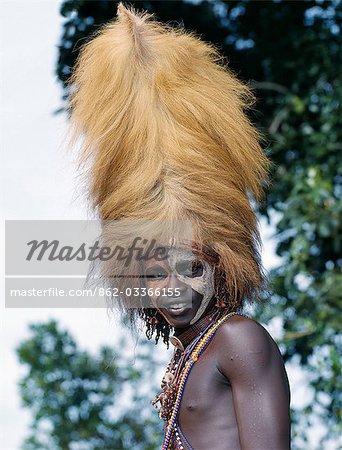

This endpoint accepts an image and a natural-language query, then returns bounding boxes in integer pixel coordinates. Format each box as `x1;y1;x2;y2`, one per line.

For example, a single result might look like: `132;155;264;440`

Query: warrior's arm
215;316;291;450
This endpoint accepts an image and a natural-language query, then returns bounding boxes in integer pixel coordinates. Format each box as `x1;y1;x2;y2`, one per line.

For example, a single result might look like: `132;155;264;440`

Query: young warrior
69;3;291;449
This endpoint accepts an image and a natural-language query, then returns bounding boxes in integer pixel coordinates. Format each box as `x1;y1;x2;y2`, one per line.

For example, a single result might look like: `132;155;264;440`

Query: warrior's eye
145;266;168;281
176;259;203;278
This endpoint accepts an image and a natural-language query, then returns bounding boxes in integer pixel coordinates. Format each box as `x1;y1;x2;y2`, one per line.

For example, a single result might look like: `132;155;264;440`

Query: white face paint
165;248;215;324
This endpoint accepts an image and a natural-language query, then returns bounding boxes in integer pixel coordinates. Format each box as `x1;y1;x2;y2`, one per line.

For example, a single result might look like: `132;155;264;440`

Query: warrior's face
143;247;216;328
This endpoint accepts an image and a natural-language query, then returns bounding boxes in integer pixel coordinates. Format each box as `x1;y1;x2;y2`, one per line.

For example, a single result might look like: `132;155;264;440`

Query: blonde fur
69;2;271;307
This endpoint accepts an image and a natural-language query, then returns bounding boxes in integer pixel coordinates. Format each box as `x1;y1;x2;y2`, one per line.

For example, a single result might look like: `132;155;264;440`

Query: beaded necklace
153;310;240;450
152;310;220;422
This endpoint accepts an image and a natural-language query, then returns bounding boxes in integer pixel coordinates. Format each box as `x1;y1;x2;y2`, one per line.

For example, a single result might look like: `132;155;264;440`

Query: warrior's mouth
165;302;188;310
161;301;192;315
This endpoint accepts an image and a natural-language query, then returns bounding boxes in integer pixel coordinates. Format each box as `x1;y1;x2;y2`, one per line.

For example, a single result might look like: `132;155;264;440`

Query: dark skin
144;255;291;450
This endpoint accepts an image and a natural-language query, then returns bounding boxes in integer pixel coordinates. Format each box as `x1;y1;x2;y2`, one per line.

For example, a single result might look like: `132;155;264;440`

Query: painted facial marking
144;247;215;325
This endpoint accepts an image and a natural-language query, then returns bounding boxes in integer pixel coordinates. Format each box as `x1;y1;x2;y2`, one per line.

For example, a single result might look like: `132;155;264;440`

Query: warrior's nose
167;273;187;295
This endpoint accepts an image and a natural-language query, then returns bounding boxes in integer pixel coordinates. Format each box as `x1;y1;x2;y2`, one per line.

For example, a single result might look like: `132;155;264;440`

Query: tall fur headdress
68;3;271;332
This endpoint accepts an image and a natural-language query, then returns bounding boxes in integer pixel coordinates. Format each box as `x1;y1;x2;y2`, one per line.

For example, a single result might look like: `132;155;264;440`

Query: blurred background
1;1;341;449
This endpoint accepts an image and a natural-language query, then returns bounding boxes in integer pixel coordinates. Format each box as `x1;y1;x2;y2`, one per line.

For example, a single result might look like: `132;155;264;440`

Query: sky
0;1;321;449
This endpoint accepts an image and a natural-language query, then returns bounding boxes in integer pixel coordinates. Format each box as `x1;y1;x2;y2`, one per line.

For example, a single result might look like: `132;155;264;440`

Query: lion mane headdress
68;3;270;344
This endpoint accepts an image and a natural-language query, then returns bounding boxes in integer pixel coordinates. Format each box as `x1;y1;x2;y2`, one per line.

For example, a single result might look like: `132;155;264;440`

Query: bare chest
175;345;241;449
178;345;231;417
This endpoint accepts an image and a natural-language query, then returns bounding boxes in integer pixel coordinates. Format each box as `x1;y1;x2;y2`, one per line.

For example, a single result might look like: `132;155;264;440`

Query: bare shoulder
212;315;285;378
214;314;276;349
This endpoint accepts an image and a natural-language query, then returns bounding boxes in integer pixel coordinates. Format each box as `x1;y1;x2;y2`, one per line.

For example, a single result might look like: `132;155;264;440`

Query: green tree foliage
17;321;163;449
55;0;341;447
